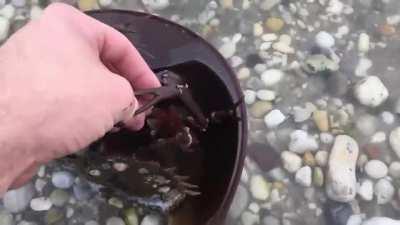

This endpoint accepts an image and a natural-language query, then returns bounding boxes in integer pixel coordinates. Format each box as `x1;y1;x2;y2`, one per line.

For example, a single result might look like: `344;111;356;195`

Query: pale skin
0;3;160;195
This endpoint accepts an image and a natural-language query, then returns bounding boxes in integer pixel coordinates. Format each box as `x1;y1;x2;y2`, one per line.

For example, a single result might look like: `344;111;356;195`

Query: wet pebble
295;166;312;187
289;130;318;154
237;67;250;80
11;0;25;7
34;178;47;193
374;178;394;204
256;89;276;101
261;69;284;86
250;101;272;118
313;167;324;187
262;215;280;225
315;31;335;49
371;132;386;143
45;208;64;224
265;17;284;32
354;76;389;107
281;151;302;173
356;114;377;136
30;197;52;211
381;111;395;125
0;5;15;19
315;151;329;167
250;175;271;200
389;161;400;178
73;178;94;200
264;109;286;128
106;217;125;225
241;211;260;225
49;189;69;207
124;208;139;225
303;152;316;167
320;133;334;144
30;5;42;19
364;160;388;179
219;41;236;58
358;179;373;201
244;90;257;105
98;0;112;8
140;214;162;225
355;58;372;77
358;33;370;53
260;0;280;11
0;16;9;41
51;171;74;189
313;110;329;132
78;0;97;10
390;127;400;158
326;135;359;202
3;183;35;213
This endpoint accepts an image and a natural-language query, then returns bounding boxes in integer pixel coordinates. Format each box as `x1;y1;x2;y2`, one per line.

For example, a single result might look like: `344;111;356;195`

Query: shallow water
1;0;400;225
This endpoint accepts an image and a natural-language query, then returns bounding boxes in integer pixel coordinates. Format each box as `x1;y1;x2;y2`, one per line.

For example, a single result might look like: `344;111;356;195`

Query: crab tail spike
184;190;201;196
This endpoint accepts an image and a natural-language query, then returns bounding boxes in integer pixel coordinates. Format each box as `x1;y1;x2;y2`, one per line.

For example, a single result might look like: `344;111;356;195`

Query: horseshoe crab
60;10;247;225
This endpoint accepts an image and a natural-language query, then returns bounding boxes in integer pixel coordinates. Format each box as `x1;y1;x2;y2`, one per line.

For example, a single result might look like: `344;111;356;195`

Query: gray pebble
3;183;35;213
51;171;74;189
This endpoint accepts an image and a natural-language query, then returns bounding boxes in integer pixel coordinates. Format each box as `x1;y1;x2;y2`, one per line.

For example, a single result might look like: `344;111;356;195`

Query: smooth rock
326;135;359;202
293;105;313;123
248;203;260;214
364;160;388;179
0;16;9;41
0;5;15;19
108;197;123;208
264;109;286;128
261;69;284;87
374;178;394;204
98;0;112;8
49;189;69;207
142;0;169;10
51;171;74;189
241;211;260;225
106;217;125;225
237;67;251;80
140;214;162;225
390;127;400;158
354;76;389;107
262;215;280;225
30;197;52;211
265;17;284;32
3;183;35;213
78;0;97;10
362;217;400;225
219;41;236;58
371;131;386;143
229;185;249;219
281;151;302;173
389;161;400;178
250;101;272;118
260;0;281;11
315;31;335;49
250;175;271;200
313;110;329;132
34;179;47;192
272;42;294;54
358;179;373;201
324;201;353;225
347;214;364;225
124;208;139;225
355;58;372;77
0;211;13;225
295;166;312;187
358;33;370;53
315;151;329;167
313;167;324;187
381;111;395;124
356;114;377;136
320;133;334;144
30;5;42;19
73;178;94;200
256;89;276;101
244;90;257;105
303;152;316;167
289;130;319;154
45;208;64;224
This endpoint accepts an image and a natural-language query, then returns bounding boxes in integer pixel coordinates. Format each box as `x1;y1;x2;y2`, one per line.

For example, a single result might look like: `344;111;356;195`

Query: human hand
0;3;160;192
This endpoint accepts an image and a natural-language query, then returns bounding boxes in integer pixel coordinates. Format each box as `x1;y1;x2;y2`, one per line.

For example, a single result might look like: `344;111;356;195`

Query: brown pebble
303;152;316;167
313;110;329;132
250;101;272;118
272;181;285;190
265;17;285;32
363;144;382;159
379;24;396;36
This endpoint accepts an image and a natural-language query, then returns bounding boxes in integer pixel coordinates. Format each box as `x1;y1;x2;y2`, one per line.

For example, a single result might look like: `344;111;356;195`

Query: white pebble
30;5;42;20
264;109;286;128
98;0;113;8
253;23;263;36
254;64;267;74
347;214;364;225
326;135;359;202
35;179;47;192
260;42;272;51
315;151;329;167
357;179;373;201
241;211;260;225
3;183;35;213
256;89;276;101
37;166;46;177
362;217;400;225
365;160;388;179
389;127;400;158
248;203;260;214
358;33;370;53
237;67;250;80
355;58;372;77
30;197;52;211
230;56;243;68
0;16;9;41
261;69;284;86
244;90;256;105
354;76;389;107
295;166;312;187
0;4;15;19
327;0;344;15
381;111;395;124
292;105;313;123
261;33;278;42
374;178;394;204
315;31;335;49
279;34;292;45
51;171;74;189
281;151;302;173
11;0;25;7
389;161;400;178
371;131;386;143
106;217;125;225
272;42;295;54
219;41;236;58
250;175;270;201
142;0;169;10
356;114;377;136
289;130;319;154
